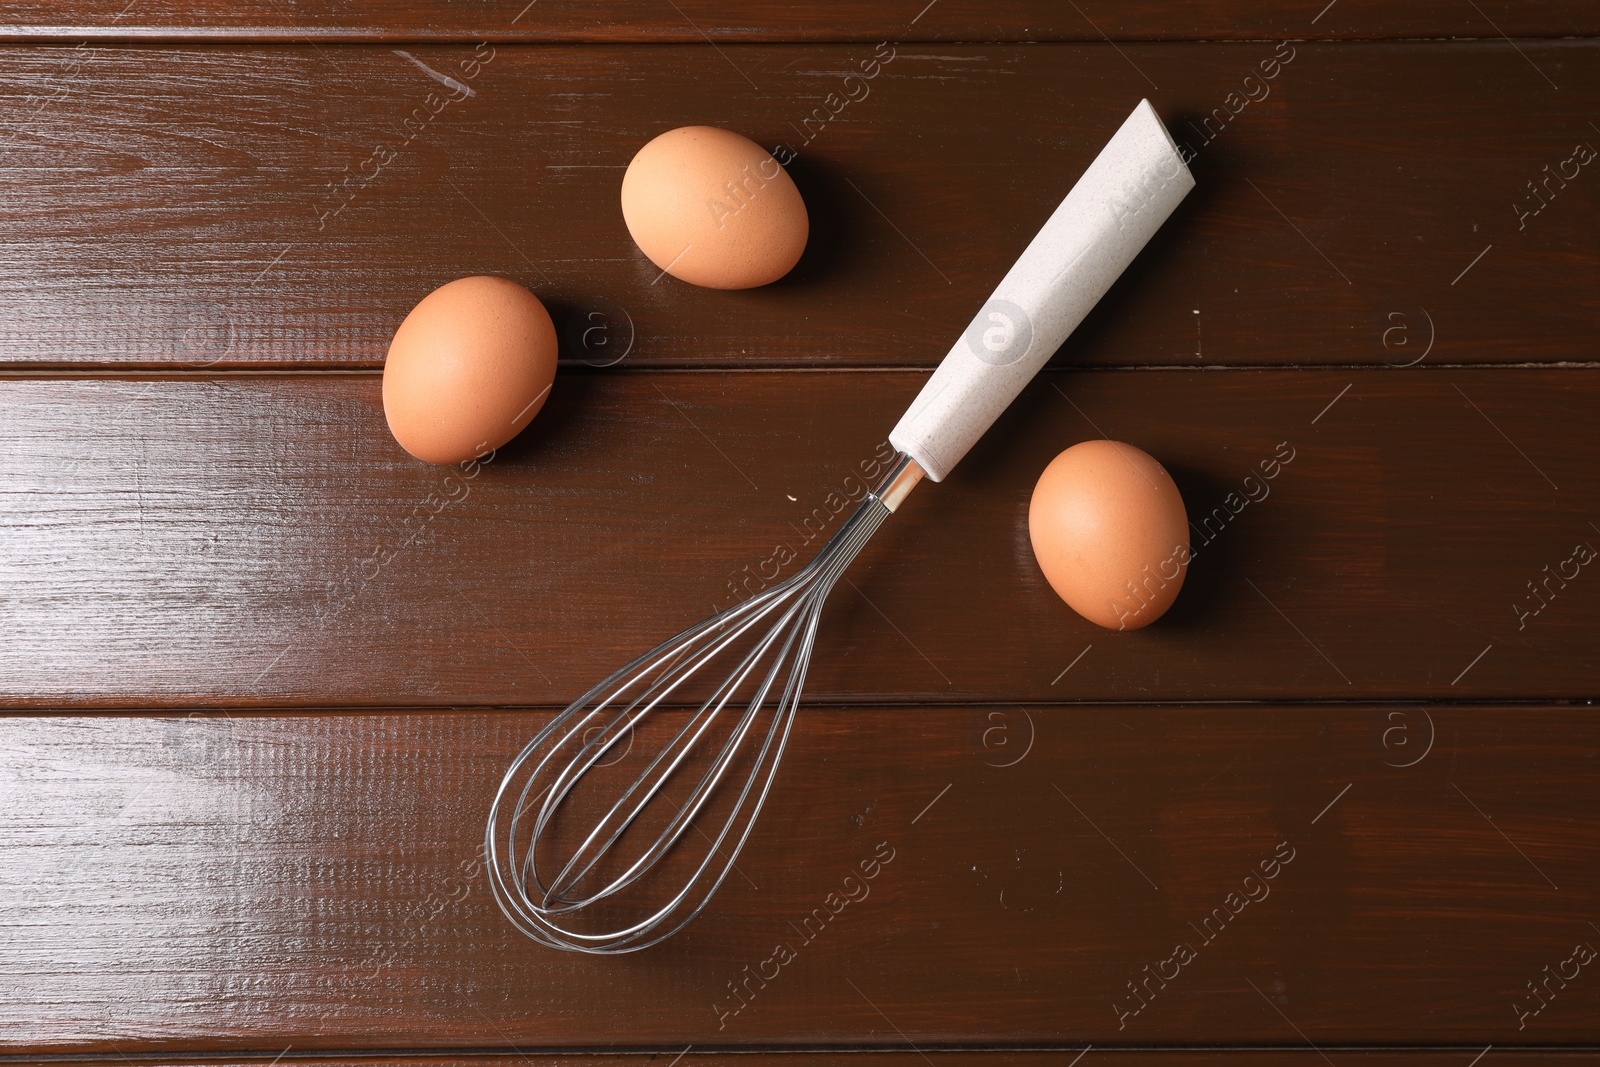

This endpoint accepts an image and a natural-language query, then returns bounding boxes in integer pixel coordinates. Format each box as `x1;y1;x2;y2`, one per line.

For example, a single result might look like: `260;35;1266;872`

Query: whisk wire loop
487;469;907;953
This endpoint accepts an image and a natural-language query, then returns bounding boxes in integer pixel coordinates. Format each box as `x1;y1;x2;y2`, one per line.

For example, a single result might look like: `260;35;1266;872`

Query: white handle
888;100;1193;482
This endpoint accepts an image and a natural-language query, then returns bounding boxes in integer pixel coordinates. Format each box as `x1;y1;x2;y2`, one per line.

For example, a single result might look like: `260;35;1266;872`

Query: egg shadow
768;154;855;289
541;296;584;338
484;365;603;468
1154;462;1235;632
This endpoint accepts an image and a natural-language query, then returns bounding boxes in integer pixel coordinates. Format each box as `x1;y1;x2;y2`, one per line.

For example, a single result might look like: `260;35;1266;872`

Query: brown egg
1029;440;1189;631
620;125;808;289
383;276;557;465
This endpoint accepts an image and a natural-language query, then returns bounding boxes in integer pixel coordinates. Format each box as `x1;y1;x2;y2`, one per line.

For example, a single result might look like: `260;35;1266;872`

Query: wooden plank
17;1056;1600;1067
1;369;1597;708
1;704;1594;1053
1;41;1595;370
2;0;1597;42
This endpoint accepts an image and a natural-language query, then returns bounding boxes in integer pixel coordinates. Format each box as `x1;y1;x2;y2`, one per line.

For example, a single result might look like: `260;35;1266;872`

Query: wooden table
2;3;1597;1064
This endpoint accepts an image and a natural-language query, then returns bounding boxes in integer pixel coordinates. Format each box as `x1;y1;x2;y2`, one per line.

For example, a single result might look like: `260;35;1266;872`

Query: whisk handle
887;99;1193;482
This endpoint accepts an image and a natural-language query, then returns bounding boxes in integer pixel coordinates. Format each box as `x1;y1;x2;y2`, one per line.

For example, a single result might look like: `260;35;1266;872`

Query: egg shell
620;125;808;289
1028;440;1189;631
383;275;557;465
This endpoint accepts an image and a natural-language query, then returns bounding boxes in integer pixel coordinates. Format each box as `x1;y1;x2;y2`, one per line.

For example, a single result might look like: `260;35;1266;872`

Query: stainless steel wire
486;454;923;953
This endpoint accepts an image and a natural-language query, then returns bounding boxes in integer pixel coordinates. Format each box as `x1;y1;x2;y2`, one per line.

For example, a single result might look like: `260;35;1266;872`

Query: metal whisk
486;99;1194;952
486;455;920;953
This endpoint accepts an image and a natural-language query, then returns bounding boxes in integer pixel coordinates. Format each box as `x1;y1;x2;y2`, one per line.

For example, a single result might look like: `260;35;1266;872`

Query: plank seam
8;1043;1600;1059
3;363;1600;381
0;31;1599;44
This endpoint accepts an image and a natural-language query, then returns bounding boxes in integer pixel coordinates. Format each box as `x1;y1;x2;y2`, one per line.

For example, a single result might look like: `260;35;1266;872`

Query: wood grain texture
1;705;1594;1052
1;369;1596;708
3;13;1598;1062
1;41;1596;370
2;0;1597;42
16;1057;1600;1067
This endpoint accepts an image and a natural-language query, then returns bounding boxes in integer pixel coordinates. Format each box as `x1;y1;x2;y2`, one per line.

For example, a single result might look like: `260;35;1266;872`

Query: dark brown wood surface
2;369;1597;708
2;705;1596;1052
2;42;1596;370
2;1;1597;42
19;1058;1600;1067
2;8;1597;1065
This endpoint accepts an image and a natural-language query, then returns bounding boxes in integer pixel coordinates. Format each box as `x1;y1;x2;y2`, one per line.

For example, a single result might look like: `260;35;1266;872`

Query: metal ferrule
868;452;925;513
